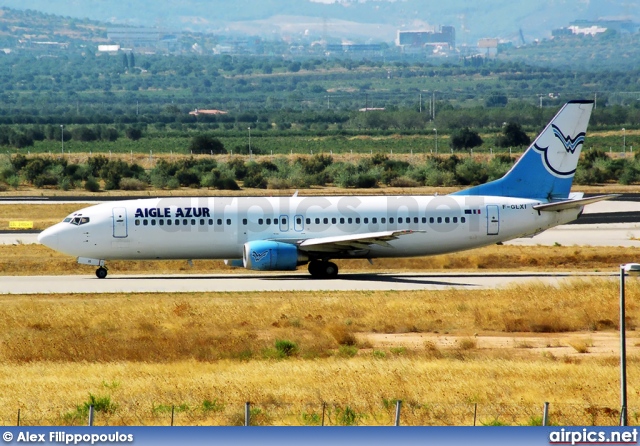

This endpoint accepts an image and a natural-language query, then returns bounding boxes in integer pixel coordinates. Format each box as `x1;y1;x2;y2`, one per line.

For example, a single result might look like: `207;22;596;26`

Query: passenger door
112;207;128;238
486;205;499;235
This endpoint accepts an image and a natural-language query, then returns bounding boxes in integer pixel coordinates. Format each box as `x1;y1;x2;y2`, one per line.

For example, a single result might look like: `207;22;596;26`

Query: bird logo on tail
552;124;585;154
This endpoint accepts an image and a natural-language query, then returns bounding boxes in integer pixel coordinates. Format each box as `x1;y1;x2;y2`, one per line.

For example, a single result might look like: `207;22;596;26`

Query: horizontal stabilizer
532;194;621;212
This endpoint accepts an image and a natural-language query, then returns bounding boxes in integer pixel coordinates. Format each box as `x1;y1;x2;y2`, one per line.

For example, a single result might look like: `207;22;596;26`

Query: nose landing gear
96;266;108;279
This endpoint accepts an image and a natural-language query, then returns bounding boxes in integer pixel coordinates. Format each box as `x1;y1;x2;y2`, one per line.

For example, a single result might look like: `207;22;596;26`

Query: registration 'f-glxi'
38;100;614;279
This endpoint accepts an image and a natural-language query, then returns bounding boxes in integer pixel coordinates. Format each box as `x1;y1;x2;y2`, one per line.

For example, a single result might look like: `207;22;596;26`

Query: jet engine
243;240;308;271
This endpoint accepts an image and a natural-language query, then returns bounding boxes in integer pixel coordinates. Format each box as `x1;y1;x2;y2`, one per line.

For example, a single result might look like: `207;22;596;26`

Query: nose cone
38;226;60;251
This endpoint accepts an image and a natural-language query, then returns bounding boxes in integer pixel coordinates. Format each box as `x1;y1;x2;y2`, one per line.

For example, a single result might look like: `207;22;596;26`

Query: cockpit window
80;217;90;225
63;218;72;222
71;217;81;225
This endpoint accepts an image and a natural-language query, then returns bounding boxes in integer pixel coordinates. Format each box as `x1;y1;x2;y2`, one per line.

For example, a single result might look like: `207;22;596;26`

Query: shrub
266;178;291;189
34;173;58;188
119;178;147;191
390;176;421;187
275;339;298;357
84;177;100;192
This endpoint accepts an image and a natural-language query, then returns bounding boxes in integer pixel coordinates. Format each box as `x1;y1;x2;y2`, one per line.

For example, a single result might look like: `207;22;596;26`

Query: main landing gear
308;260;339;279
96;266;108;279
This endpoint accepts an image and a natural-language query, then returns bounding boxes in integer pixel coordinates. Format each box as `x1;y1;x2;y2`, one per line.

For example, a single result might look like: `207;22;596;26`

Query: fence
2;401;637;427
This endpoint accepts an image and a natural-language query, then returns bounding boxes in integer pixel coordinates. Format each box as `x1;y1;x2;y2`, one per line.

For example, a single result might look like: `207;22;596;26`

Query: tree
485;93;508;108
496;122;531;148
450;128;483;150
188;135;226;155
122;53;129;70
125;127;142;140
128;52;135;69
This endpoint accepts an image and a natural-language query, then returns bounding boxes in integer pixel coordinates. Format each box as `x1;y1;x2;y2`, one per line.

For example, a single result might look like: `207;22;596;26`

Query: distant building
325;43;383;56
396;26;455;52
189;109;228;116
553;19;640;39
107;27;181;52
98;45;120;53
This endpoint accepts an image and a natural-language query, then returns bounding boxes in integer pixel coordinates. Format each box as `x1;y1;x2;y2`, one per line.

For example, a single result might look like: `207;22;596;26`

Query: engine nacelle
243;240;307;271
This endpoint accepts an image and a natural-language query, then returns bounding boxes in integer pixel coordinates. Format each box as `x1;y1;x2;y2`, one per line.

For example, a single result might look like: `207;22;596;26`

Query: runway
0;271;612;294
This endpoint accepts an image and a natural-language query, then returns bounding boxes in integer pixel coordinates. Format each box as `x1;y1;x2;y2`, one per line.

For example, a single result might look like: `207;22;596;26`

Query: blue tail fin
452;100;594;200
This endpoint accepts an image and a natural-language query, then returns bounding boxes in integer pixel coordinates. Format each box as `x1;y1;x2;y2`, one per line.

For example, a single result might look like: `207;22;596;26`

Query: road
0;271;612;295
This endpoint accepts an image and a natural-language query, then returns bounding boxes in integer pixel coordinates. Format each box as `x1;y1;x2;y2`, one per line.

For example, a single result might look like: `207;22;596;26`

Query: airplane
38;100;616;279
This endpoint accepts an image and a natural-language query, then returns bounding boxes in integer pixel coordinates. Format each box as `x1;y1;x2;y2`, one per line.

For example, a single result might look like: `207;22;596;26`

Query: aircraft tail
452;100;594;200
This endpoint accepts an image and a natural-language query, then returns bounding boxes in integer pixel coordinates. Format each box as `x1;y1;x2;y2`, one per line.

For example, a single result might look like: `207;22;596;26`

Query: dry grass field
0;281;638;425
0;242;637;276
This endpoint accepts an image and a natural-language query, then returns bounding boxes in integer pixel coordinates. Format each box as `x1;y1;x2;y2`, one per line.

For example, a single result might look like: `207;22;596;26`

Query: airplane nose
38;227;59;251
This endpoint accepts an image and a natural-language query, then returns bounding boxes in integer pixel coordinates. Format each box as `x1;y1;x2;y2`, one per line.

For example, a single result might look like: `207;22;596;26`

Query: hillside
0;0;637;43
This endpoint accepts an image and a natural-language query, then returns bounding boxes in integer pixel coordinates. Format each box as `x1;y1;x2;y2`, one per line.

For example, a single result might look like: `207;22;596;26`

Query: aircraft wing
532;194;621;212
296;229;423;253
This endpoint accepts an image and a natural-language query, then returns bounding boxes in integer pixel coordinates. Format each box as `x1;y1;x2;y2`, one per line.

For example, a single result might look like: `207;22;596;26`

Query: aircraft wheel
308;261;322;278
323;262;339;279
96;267;108;279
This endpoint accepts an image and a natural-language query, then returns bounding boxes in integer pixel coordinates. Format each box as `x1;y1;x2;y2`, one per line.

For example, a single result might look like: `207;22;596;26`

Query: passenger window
422;217;427;223
331;218;336;224
259;218;264;225
315;218;320;224
445;217;450;223
183;219;188;226
143;220;148;226
135;219;140;226
339;217;345;224
390;217;394;224
381;218;386;224
429;217;434;223
398;217;403;224
372;217;377;224
167;220;172;226
208;219;213;225
267;218;272;225
159;219;164;226
217;219;222;225
306;218;311;224
175;219;180;226
461;217;466;223
323;218;328;224
437;217;442;223
355;218;360;224
414;217;419;224
227;219;231;225
297;217;302;225
348;217;353;224
281;217;286;225
364;217;369;224
242;218;247;225
453;217;458;223
274;218;279;225
151;220;156;226
200;219;205;225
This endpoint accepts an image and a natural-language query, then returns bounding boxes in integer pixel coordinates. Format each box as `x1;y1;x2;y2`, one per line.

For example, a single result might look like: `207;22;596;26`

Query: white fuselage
39;195;581;263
